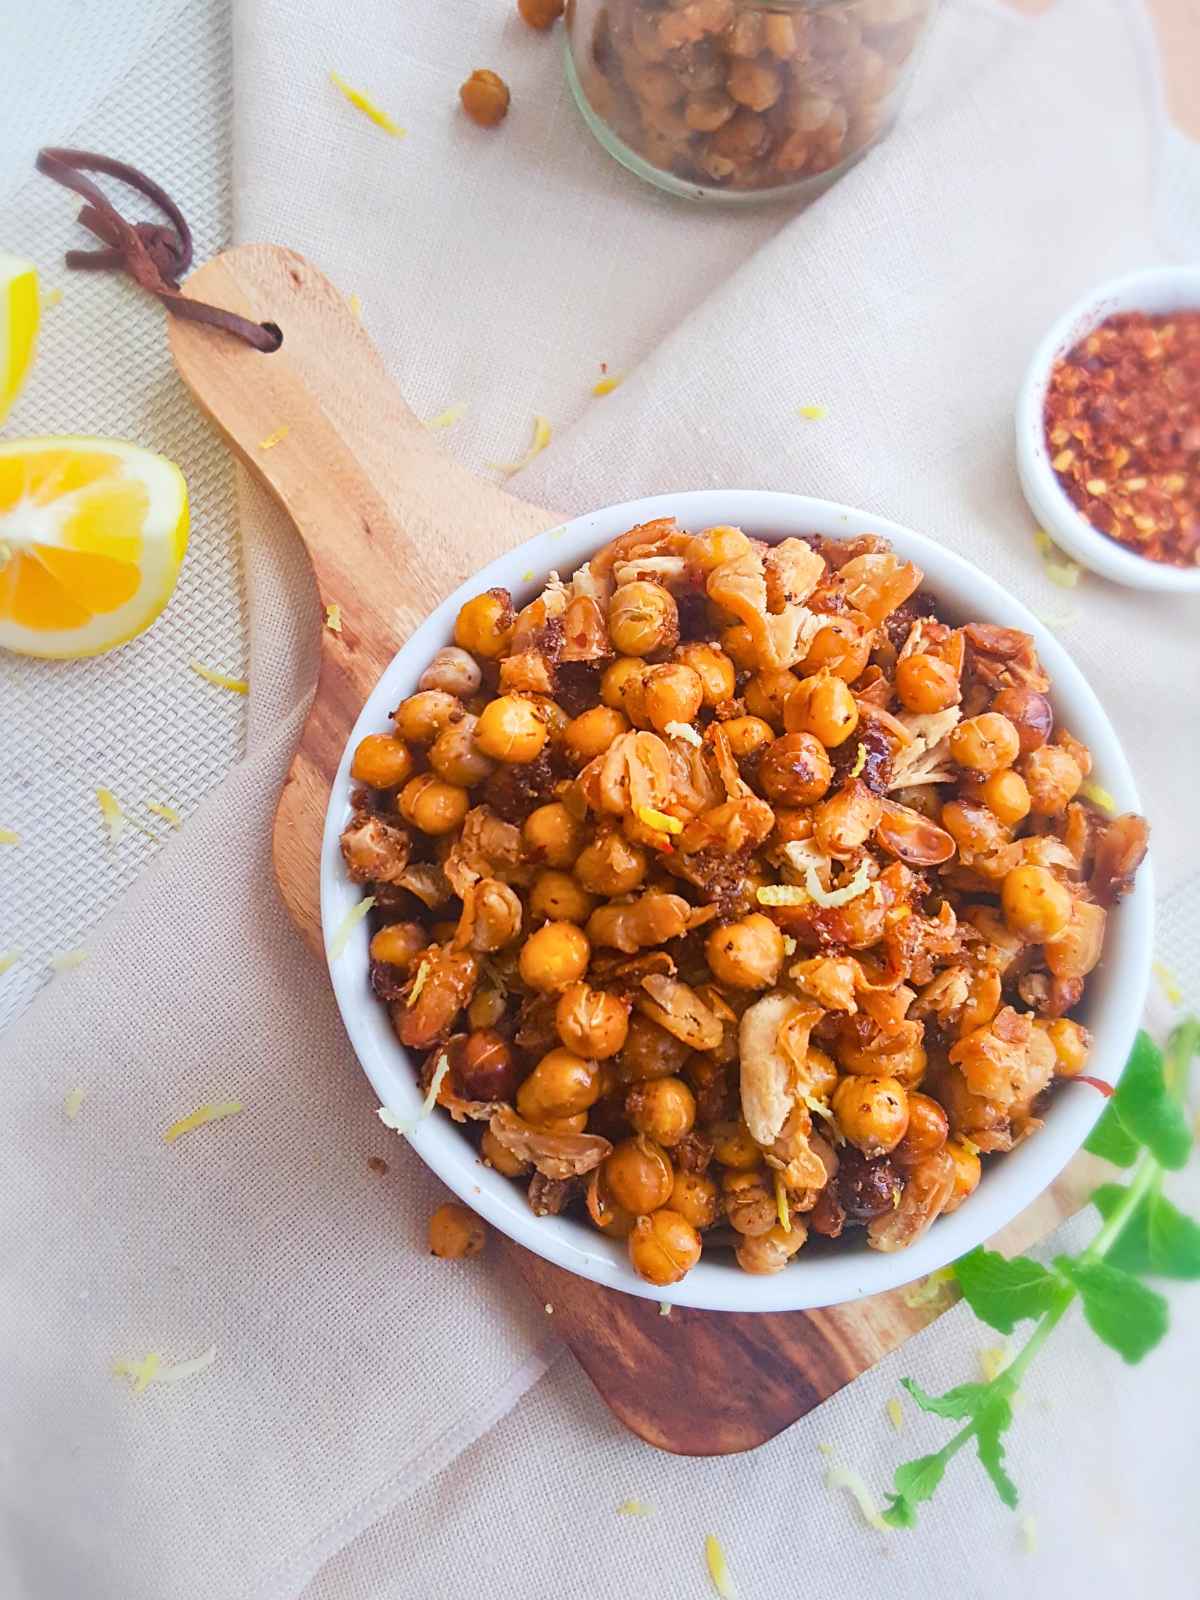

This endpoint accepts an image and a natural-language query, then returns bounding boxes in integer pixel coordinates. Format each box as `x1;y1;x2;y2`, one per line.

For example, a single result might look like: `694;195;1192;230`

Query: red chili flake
1075;1074;1116;1099
1043;310;1200;568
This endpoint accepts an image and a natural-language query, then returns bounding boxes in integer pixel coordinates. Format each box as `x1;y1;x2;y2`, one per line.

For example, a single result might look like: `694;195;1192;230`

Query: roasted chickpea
428;715;496;787
720;623;758;670
351;732;415;789
641;662;704;733
522;802;586;868
604;1136;674;1214
480;1126;529;1177
1041;1016;1092;1076
600;656;649;725
527;693;569;746
801;615;871;682
474;695;548;763
669;1169;719;1230
832;1074;910;1156
393;690;461;745
784;672;859;747
429;1202;486;1258
686;524;752;573
464;879;523;952
398;773;470;836
940;798;1008;857
608;581;678;657
626;1076;696;1147
1021;744;1083;817
721;1167;777;1236
758;732;833;805
805;1046;840;1102
838;1030;927;1087
949;713;1021;775
369;921;428;971
453;589;514;656
575;828;647;896
722;715;774;757
1001;863;1072;941
518;921;590;992
813;779;883;855
941;1138;982;1214
529;869;596;925
891;1091;949;1167
980;767;1031;828
517;0;564;29
736;1220;807;1274
564;704;630;762
744;669;800;728
419;645;482;698
453;1029;520;1101
459;69;510;127
618;1013;691;1082
710;1118;762;1170
706;914;785;990
555;982;630;1059
894;652;960;714
674;641;736;707
467;985;507;1030
627;1209;701;1286
990;686;1053;753
516;1047;601;1122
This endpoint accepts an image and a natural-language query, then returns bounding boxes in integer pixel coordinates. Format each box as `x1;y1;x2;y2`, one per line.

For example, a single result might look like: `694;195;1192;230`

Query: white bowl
1016;266;1200;593
321;490;1153;1312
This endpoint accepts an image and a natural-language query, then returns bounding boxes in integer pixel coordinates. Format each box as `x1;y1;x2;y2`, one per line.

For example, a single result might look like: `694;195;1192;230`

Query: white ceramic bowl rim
1016;265;1200;593
321;490;1153;1312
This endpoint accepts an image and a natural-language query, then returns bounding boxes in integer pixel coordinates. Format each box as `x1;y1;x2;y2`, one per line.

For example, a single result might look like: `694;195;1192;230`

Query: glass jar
564;0;937;203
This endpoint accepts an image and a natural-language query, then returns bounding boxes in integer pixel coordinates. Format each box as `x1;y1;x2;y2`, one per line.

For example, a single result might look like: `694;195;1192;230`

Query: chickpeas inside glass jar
342;513;1148;1289
565;0;938;203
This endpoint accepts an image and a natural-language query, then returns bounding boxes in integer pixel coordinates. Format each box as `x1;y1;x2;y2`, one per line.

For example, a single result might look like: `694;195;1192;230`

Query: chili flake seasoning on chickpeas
342;515;1149;1286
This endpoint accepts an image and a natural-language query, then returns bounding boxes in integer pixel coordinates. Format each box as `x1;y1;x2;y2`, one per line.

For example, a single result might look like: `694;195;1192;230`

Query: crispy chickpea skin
706;914;785;990
608;581;678;657
429;715;495;787
419;646;482;698
1001;863;1073;941
481;1126;530;1177
351;733;414;789
833;1074;910;1156
941;1139;982;1215
460;70;511;126
429;1202;486;1259
626;1076;696;1147
519;921;591;992
627;1209;702;1286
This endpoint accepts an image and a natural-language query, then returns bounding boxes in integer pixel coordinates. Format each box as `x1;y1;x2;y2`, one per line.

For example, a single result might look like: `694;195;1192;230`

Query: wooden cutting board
168;243;1099;1456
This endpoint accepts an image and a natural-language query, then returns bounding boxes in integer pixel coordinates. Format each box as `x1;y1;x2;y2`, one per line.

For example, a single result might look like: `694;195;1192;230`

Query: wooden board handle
168;245;557;948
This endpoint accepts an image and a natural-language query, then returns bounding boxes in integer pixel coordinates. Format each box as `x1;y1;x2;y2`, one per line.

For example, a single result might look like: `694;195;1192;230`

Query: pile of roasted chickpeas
573;0;933;194
342;517;1149;1286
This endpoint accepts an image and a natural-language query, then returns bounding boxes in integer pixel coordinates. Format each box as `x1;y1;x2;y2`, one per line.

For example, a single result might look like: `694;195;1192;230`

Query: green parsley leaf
1111;1031;1192;1170
1054;1255;1169;1364
881;1494;917;1530
1084;1100;1140;1167
1092;1184;1200;1280
900;1377;991;1419
975;1394;1018;1509
954;1247;1062;1334
881;1452;947;1526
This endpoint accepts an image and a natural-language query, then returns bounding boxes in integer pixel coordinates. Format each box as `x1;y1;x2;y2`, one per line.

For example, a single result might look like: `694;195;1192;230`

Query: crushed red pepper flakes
1043;310;1200;568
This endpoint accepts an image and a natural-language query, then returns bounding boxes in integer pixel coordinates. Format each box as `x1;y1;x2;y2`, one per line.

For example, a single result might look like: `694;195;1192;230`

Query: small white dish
1016;265;1200;593
321;489;1153;1313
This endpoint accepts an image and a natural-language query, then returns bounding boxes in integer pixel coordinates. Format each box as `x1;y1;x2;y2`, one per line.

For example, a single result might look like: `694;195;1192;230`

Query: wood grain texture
169;244;1099;1456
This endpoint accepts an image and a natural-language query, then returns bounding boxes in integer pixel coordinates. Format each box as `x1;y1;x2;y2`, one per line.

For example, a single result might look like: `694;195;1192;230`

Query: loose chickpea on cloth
343;517;1147;1286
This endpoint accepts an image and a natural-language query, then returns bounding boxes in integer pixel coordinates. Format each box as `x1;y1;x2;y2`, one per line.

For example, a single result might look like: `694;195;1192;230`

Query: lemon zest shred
1080;780;1116;816
1033;528;1082;589
115;1351;161;1393
901;1266;958;1310
593;373;623;396
49;948;87;973
635;805;683;836
520;570;536;582
348;293;362;320
797;405;826;421
1019;1514;1038;1555
155;1345;218;1384
378;1050;450;1137
806;859;871;908
659;1301;672;1317
886;1397;904;1431
0;950;23;975
329;71;406;136
488;414;552;477
823;1453;889;1532
774;1170;791;1233
617;1499;653;1516
327;894;376;961
757;884;809;907
147;802;182;828
189;660;249;694
324;603;343;635
848;741;867;779
0;828;19;845
163;1100;243;1145
979;1343;1012;1383
424;402;467;431
63;1087;86;1121
41;287;64;308
258;425;290;450
406;958;432;1009
705;1534;738;1599
1153;960;1183;1008
96;787;127;846
664;721;703;747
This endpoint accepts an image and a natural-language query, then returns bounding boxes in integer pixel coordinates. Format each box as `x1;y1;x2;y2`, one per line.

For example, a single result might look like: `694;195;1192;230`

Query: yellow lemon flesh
0;437;189;659
0;252;40;422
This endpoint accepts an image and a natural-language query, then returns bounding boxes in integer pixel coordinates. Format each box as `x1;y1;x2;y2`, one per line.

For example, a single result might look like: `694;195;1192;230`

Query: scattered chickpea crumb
460;69;510;128
659;1301;672;1317
886;1397;904;1431
41;287;64;308
593;373;623;396
429;1201;486;1259
189;660;249;694
325;603;343;634
327;895;376;961
488;414;551;476
544;1302;554;1314
258;425;290;450
0;828;19;845
163;1100;243;1144
1153;960;1183;1007
63;1087;86;1121
424;402;467;431
367;1155;389;1175
330;71;406;137
781;935;797;956
797;405;826;421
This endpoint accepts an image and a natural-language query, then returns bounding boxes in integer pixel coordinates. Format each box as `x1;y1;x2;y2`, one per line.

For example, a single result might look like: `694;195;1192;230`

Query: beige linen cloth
3;3;1199;1598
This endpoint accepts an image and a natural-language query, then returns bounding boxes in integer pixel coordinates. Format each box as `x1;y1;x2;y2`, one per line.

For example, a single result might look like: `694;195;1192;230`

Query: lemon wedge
0;253;39;423
0;436;188;658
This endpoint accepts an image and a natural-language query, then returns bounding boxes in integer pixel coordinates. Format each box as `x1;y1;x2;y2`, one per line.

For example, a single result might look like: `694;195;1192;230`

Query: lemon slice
0;436;189;659
0;253;40;422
